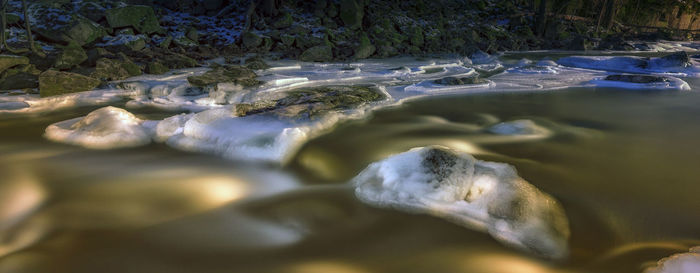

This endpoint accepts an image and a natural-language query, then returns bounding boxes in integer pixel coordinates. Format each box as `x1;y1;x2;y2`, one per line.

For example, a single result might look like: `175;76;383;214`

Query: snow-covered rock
645;247;700;273
352;146;570;259
44;106;151;149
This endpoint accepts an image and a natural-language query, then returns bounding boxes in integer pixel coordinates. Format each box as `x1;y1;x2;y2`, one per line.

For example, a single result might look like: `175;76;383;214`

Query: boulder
272;13;293;29
77;2;106;22
91;57;142;81
160;53;198;69
39;70;101;97
300;45;333;62
241;32;263;49
105;5;162;34
235;85;385;119
145;62;169;75
434;76;487;85
0;55;30;74
339;0;363;30
659;51;691;68
354;33;375;59
97;35;147;52
187;65;259;87
28;3;105;46
0;64;41;90
54;43;88;70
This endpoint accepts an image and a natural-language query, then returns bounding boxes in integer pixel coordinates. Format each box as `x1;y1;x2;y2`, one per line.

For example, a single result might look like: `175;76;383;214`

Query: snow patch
44;107;151;149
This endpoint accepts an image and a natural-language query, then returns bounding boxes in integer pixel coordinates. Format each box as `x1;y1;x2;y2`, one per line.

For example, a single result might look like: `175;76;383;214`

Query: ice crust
645;247;700;273
44;106;151;149
352;146;570;259
557;55;700;77
590;75;690;90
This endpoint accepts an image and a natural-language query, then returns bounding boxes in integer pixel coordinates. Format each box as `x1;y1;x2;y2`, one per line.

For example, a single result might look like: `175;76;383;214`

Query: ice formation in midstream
352;146;570;259
557;55;700;77
44;106;152;149
487;119;551;136
645;247;700;273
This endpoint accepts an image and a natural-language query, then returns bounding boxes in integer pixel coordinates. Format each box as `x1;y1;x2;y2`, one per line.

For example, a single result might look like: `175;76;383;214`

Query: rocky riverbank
0;0;697;98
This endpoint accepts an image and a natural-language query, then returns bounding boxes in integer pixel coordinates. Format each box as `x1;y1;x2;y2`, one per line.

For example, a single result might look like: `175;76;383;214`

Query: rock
5;13;20;25
160;53;198;69
77;2;106;22
0;55;30;74
185;27;199;42
354;33;375;59
86;48;114;66
153;35;173;49
202;0;224;10
659;51;691;68
339;0;363;30
28;3;105;46
272;13;293;29
91;57;142;81
300;45;333;62
187;65;259;88
98;34;147;52
604;74;670;83
410;26;424;47
39;70;101;97
280;34;295;47
241;32;263;49
235;85;385;119
54;43;88;70
244;56;270;70
173;36;198;48
0;64;41;90
105;5;162;34
434;76;487;85
145;62;169;75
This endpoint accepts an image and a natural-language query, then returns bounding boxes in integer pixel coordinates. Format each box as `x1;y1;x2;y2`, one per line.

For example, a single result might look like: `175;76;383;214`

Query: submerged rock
235;85;385;119
352;146;570;259
604;74;670;84
44;106;151;149
487;119;550;136
38;70;101;97
434;76;487;85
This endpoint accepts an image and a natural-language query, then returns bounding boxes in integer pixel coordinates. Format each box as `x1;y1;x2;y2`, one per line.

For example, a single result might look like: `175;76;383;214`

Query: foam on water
645;247;700;273
352;146;570;259
44;106;152;149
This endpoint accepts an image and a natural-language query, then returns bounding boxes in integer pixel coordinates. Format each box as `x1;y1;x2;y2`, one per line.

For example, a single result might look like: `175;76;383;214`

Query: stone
244;56;270;70
186;27;199;42
39;70;101;97
105;5;162;34
173;36;198;48
410;27;424;47
235;85;385;119
0;64;41;90
28;3;105;46
5;13;20;25
91;57;142;81
280;34;295;47
604;74;669;83
339;0;363;30
354;33;375;59
54;43;88;70
659;51;691;68
98;35;147;52
145;62;169;75
0;55;30;74
434;76;487;85
77;2;107;22
241;32;263;49
187;65;259;88
160;53;198;69
272;13;293;29
300;45;333;62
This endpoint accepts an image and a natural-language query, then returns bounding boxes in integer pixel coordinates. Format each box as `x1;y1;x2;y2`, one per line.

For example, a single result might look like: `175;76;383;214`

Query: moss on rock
39;70;101;97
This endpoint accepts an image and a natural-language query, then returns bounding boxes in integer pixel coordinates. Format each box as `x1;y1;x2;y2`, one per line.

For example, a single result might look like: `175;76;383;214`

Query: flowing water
1;57;699;273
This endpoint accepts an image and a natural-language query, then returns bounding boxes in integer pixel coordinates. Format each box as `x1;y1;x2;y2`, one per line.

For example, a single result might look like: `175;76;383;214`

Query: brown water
1;82;700;273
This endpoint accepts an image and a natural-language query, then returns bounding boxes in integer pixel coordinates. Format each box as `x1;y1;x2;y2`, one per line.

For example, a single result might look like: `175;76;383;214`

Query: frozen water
44;107;152;149
590;75;691;91
645;247;700;273
352;146;570;259
558;55;700;77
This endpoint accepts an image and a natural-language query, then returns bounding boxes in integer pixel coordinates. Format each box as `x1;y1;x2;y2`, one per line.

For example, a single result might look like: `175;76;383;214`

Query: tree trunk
596;0;607;35
535;0;547;37
603;0;617;31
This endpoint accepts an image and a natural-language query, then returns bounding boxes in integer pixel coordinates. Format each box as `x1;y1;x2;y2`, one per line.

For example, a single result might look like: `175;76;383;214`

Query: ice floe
645;247;700;273
352;146;570;259
557;52;700;77
44;106;152;149
590;74;691;90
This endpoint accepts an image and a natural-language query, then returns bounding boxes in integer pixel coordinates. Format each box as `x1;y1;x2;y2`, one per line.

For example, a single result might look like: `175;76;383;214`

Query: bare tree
1;0;44;56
